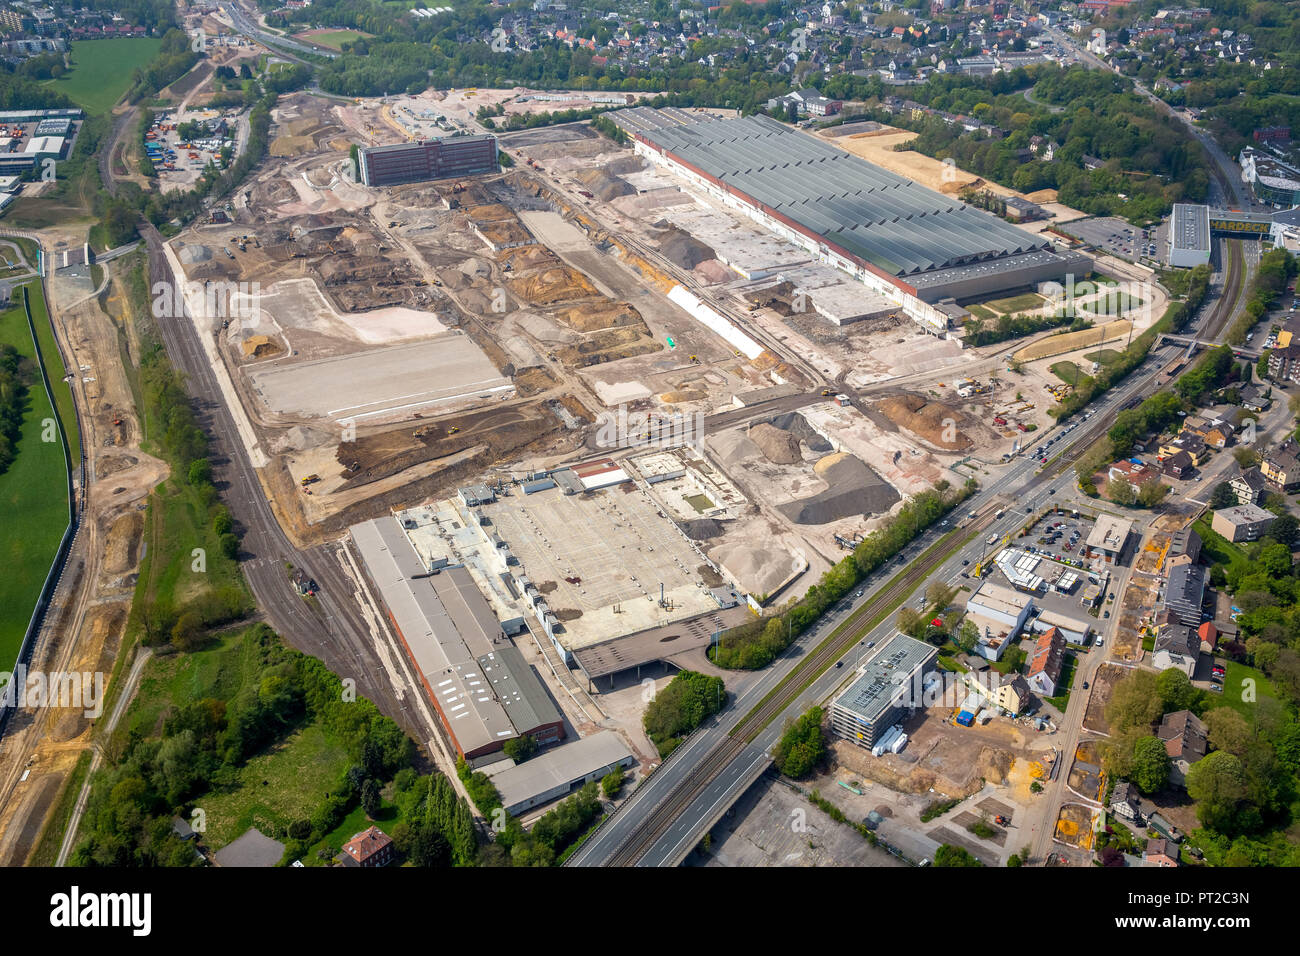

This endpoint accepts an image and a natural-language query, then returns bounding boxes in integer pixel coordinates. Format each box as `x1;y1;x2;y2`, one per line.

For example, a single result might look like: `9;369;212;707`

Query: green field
43;37;162;115
984;292;1046;314
1050;361;1086;386
0;284;72;669
1084;349;1124;367
296;29;372;50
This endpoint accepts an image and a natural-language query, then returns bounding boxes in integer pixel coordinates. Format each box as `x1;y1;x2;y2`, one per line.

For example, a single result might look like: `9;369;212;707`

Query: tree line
712;479;976;669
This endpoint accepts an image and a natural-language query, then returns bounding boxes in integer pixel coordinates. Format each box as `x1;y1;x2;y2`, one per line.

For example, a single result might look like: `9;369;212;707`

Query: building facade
357;135;498;187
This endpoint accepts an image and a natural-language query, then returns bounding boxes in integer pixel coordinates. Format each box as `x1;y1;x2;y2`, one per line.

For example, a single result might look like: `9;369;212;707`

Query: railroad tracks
600;502;1002;866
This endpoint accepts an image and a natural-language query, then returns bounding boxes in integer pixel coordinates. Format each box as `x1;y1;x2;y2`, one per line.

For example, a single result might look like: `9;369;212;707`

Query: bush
773;707;827;780
643;670;726;757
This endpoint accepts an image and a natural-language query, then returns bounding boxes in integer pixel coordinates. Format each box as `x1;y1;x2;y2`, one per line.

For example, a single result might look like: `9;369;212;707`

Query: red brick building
342;826;395;868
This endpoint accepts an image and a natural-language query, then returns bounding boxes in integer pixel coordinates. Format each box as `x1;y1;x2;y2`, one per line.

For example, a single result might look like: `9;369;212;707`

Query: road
219;1;337;62
569;231;1250;866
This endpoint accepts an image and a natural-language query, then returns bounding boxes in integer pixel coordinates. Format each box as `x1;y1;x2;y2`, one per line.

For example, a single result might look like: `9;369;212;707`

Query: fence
0;279;84;739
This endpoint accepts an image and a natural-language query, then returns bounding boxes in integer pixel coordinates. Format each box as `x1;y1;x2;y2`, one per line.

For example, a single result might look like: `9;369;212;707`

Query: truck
300;474;320;486
995;508;1006;519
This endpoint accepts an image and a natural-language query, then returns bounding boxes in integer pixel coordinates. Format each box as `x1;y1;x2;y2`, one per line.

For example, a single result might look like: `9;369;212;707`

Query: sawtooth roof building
611;107;1091;320
351;516;564;760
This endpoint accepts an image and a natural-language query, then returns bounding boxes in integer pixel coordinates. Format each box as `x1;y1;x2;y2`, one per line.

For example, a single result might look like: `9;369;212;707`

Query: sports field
0;283;72;670
293;28;372;50
43;37;162;115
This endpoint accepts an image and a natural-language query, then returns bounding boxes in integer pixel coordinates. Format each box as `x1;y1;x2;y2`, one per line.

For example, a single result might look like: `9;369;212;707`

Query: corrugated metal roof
620;108;1052;278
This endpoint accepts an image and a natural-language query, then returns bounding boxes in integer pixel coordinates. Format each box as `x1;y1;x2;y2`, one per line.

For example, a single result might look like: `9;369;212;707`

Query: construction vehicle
689;354;700;364
821;389;833;396
300;474;320;486
449;426;460;435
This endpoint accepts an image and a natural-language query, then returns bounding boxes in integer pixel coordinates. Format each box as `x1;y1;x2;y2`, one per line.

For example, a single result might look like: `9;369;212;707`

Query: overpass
1157;333;1260;360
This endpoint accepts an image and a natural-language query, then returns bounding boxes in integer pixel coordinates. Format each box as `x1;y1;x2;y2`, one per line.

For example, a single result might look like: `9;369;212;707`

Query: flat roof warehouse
351;516;564;760
612;107;1091;303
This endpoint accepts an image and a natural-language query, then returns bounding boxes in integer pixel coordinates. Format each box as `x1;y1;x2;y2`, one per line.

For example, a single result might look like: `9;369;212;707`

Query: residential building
1198;621;1219;652
1164;526;1201;570
1025;627;1065;697
1109;781;1143;823
1145;838;1180;867
1211;503;1276;543
1163;563;1206;626
1267;342;1300;384
1158;433;1209;465
1161;449;1193;480
1262;444;1300;490
994;673;1031;715
1230;467;1268;505
1239;385;1270;413
1153;623;1199;678
1159;709;1208;786
341;826;395;868
830;633;937;748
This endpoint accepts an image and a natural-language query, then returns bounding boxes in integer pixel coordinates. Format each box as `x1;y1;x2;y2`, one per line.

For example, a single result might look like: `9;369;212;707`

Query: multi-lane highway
570;233;1251;866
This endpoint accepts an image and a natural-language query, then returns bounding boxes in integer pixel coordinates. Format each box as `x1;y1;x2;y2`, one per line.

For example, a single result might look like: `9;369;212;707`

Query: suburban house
1153;624;1200;678
1230;467;1268;505
995;673;1031;715
1158;433;1209;465
1198;621;1219;652
1262;443;1300;491
341;826;395;868
1159;710;1209;787
1240;385;1270;412
1164;526;1201;570
1109;781;1143;824
1145;838;1180;867
1026;627;1065;697
1211;503;1276;543
1161;449;1193;480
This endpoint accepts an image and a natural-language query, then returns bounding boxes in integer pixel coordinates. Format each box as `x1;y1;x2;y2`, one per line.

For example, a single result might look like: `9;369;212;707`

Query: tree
1233;446;1260;469
1205;707;1251;757
1265;513;1299;549
1132;735;1171;793
774;707;827;779
1108;478;1137;506
600;767;626;798
188;458;212;486
926;581;957;612
1105;669;1161;735
1210;482;1237;509
503;734;538;763
957;619;980;654
361;778;381;818
1155;668;1198;713
1003;645;1027;672
1136;480;1170;508
934;844;982;866
1187;750;1247;832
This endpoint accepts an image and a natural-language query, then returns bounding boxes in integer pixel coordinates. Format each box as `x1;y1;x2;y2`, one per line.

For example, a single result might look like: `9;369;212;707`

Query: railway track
1201;238;1244;343
601;501;1003;866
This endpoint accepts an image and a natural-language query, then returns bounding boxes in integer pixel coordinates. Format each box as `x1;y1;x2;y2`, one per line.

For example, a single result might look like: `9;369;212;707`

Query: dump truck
300;474;320;486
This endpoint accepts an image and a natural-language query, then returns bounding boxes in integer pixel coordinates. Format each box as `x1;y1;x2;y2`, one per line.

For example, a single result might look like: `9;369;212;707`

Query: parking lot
1067;216;1158;263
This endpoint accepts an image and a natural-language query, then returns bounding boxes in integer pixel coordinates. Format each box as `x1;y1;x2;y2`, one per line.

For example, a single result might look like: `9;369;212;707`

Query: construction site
143;84;1189;800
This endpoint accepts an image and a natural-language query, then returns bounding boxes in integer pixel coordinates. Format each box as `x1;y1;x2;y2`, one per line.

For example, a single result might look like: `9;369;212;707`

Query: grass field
1051;361;1086;386
121;627;353;852
294;29;372;50
43;37;162;115
985;292;1046;314
199;723;353;850
1216;661;1278;718
0;283;72;670
1085;349;1124;366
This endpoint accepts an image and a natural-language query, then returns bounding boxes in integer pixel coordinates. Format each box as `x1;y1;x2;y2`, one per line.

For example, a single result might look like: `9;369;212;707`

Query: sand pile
575;168;635;202
507;266;598;306
712;541;801;596
657;226;716;270
877;394;973;451
778;453;900;525
710;430;764;469
749;423;801;464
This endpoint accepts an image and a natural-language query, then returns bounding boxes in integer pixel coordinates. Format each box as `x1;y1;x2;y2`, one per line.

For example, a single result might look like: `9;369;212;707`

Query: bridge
1157;334;1261;360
